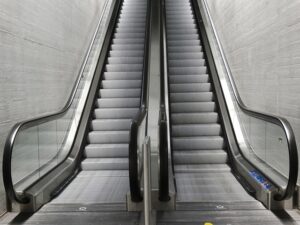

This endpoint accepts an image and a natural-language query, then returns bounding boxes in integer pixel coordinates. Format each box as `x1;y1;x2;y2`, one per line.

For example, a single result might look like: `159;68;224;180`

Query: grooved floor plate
50;171;129;205
0;212;140;225
157;210;300;225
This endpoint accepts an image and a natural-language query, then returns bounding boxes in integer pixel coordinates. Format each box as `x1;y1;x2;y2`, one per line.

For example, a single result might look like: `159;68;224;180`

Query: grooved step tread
174;164;231;173
99;89;141;98
172;136;225;150
171;112;219;124
96;98;140;108
171;102;216;113
91;119;131;131
94;108;138;119
169;74;209;84
81;158;129;171
85;143;129;158
172;124;221;136
88;131;129;144
170;92;213;102
173;150;228;164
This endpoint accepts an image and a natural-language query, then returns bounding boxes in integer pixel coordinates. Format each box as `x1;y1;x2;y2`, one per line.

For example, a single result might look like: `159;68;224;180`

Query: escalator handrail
2;0;110;204
158;0;170;202
128;0;151;202
200;0;298;201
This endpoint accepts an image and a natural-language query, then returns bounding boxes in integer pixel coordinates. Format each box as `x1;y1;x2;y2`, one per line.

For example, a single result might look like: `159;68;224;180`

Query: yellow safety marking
204;223;213;225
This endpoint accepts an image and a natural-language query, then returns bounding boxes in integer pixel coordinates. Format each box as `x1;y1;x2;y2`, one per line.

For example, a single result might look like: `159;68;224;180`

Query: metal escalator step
112;38;145;45
88;131;129;144
120;9;147;14
167;39;200;46
99;89;141;98
106;64;142;72
166;14;194;20
81;158;128;170
121;7;147;11
117;22;145;29
110;43;144;51
168;52;203;60
172;124;221;137
119;12;147;17
169;74;209;84
169;66;207;75
173;150;228;164
172;136;225;150
91;119;131;131
166;4;191;9
171;102;216;113
107;57;143;64
168;59;205;67
167;28;197;35
94;108;138;119
167;23;196;30
168;45;201;53
170;83;211;93
166;2;191;6
114;32;145;39
171;112;219;124
96;98;140;108
174;164;231;173
120;7;147;12
84;144;129;158
109;50;144;57
170;92;213;102
167;34;199;41
118;17;146;23
103;71;142;80
102;80;141;89
167;10;192;15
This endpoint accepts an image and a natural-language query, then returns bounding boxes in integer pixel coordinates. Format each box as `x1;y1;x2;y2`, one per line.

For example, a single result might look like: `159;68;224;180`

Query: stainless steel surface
0;211;141;225
157;210;300;225
143;137;151;225
50;171;129;206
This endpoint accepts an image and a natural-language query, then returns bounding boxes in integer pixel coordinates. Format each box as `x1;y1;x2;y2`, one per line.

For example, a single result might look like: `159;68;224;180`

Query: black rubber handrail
193;0;298;201
128;0;151;202
129;107;146;202
158;110;170;201
2;0;113;205
158;0;170;202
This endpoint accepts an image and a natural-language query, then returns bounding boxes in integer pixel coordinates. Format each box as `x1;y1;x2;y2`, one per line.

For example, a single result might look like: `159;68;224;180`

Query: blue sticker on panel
249;170;272;190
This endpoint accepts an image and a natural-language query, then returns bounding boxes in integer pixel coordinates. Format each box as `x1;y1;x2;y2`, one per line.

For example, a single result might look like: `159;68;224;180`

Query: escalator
45;0;147;209
1;0;300;224
157;0;299;223
164;0;259;207
1;0;149;223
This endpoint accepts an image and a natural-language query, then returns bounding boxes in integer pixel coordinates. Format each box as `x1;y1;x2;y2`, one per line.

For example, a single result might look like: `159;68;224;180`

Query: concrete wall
206;0;300;177
0;0;108;213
